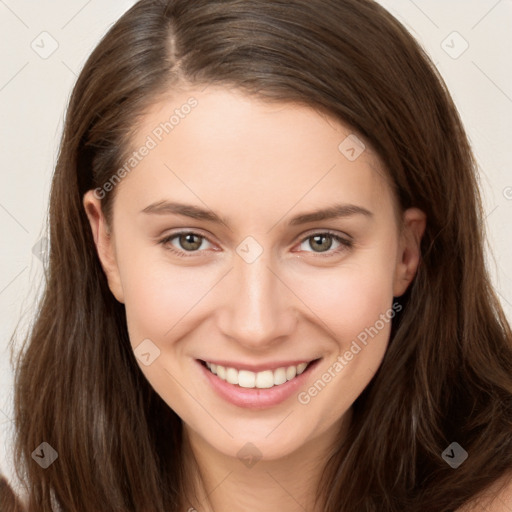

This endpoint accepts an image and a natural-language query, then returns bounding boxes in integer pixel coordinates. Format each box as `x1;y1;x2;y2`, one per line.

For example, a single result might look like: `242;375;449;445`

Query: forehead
113;86;395;225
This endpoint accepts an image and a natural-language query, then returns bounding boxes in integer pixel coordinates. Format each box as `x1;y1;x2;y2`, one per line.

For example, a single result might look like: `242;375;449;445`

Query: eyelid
298;228;353;244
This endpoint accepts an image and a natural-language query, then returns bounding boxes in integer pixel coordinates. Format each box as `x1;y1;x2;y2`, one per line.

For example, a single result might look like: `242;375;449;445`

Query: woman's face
84;86;425;461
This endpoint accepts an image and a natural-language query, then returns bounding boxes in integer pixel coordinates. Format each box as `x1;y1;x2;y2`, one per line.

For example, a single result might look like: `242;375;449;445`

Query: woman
3;0;512;510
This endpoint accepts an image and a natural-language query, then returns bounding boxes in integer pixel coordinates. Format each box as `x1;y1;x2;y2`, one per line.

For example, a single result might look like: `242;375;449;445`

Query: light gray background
1;0;511;485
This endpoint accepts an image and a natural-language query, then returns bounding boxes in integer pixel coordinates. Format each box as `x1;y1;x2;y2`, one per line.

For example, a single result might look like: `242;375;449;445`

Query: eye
296;231;353;257
159;231;214;257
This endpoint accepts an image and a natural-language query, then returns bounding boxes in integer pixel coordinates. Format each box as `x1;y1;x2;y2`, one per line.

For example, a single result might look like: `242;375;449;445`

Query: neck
181;409;352;512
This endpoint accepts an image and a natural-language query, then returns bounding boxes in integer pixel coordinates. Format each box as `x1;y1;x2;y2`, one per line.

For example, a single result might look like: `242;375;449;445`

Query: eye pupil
310;234;332;252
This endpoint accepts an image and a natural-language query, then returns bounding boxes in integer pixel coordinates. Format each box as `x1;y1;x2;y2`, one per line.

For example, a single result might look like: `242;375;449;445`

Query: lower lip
197;359;320;409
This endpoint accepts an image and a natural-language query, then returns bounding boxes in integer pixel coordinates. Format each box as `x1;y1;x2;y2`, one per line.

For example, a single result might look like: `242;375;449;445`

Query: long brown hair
7;0;512;510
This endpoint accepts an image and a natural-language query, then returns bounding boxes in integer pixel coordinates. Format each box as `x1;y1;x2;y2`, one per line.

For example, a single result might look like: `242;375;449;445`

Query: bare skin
84;86;426;511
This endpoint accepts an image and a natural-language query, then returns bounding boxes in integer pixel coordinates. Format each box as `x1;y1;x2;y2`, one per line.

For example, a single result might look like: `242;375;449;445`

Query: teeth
297;362;307;374
239;370;256;388
286;366;296;380
205;361;311;389
255;370;274;389
216;365;226;380
273;367;287;385
226;367;239;385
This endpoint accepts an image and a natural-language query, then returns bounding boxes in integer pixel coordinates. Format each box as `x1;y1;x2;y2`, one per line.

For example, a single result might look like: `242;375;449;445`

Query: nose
216;249;297;350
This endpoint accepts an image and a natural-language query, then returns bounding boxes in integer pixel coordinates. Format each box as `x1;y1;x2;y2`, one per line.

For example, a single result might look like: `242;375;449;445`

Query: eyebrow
141;201;373;226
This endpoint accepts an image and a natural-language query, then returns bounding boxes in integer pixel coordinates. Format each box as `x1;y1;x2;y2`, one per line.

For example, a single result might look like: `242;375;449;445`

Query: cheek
291;244;398;340
291;243;398;405
117;256;217;421
121;261;217;347
299;248;400;415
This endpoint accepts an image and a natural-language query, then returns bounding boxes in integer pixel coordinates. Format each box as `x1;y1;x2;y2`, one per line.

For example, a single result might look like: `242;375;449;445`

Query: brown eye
160;231;213;256
298;232;353;256
177;233;204;251
308;234;335;252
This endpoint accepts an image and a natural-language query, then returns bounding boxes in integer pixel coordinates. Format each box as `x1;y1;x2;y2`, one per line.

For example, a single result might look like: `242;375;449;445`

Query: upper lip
199;358;319;372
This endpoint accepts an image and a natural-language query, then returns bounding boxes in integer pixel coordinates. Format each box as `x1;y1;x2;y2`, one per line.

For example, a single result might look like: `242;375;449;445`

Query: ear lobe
82;190;125;303
393;207;427;297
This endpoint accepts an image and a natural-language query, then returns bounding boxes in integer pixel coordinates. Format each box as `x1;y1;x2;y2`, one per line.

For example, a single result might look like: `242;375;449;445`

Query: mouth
199;359;318;389
197;358;321;408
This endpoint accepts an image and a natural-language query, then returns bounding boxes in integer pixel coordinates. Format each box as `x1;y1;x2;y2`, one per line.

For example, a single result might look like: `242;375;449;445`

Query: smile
202;360;314;389
197;358;321;408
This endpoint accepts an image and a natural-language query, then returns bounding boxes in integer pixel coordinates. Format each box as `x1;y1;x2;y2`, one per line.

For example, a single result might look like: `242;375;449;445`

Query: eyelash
158;230;353;259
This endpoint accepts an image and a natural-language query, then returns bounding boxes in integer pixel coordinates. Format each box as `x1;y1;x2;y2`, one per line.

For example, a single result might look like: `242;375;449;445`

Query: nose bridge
217;247;296;347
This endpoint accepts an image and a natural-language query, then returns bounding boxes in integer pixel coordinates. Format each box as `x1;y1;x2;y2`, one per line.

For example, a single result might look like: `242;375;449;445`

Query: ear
82;190;125;303
393;207;427;297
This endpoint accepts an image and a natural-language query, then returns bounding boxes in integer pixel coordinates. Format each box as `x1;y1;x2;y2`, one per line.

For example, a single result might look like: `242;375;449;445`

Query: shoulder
456;471;512;511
